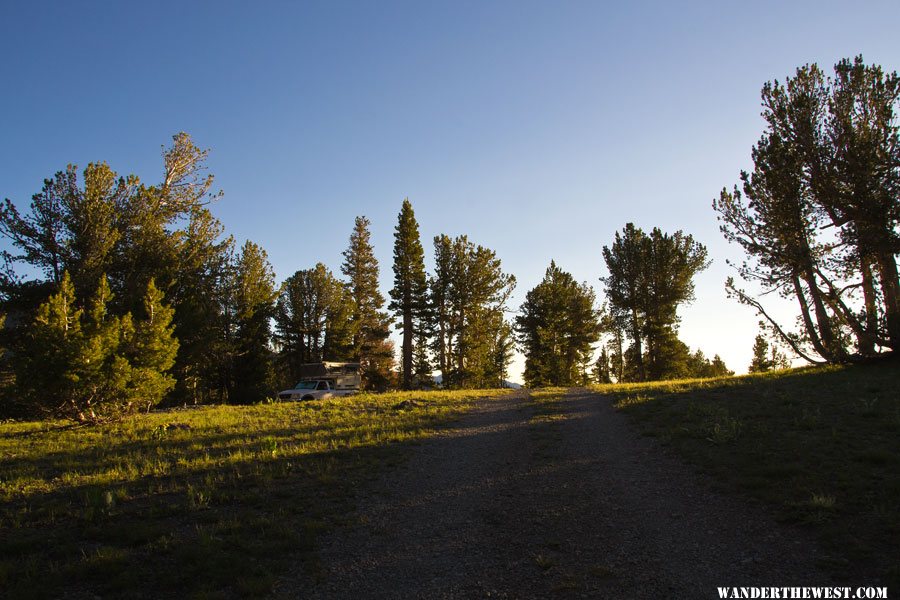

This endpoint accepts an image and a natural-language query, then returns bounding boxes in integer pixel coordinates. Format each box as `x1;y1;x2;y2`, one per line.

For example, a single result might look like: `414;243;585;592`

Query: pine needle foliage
714;56;900;361
516;261;601;387
601;223;709;382
429;234;515;388
274;263;355;385
15;273;177;423
389;199;429;389
342;216;393;390
230;241;277;404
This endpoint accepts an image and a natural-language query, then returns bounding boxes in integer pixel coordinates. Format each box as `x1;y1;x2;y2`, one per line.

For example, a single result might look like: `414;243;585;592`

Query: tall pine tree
428;235;515;388
389;199;429;389
715;58;900;360
342;216;393;390
231;241;277;403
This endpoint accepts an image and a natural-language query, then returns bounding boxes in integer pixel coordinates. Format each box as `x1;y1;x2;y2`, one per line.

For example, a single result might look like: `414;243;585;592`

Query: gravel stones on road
275;389;826;599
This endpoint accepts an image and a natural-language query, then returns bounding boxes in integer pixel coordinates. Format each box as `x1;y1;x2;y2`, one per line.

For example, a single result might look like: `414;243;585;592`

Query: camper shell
278;362;361;401
297;362;361;391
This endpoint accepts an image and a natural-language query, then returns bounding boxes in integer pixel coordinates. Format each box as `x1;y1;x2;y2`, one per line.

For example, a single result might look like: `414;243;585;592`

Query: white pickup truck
278;380;356;401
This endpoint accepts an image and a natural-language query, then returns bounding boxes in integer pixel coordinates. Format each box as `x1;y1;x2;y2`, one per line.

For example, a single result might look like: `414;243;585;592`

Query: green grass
0;389;510;599
528;387;568;422
594;361;900;582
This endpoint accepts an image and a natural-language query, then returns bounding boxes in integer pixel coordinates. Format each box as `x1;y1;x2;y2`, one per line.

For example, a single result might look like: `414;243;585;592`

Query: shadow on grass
599;363;900;584
0;422;85;439
1;423;342;492
0;394;528;599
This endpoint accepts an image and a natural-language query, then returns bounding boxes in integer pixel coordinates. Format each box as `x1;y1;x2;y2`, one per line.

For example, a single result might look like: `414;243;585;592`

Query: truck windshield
293;381;317;390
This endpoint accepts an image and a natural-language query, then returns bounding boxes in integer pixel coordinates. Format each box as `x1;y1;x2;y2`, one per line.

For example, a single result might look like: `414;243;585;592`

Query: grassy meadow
596;361;900;583
0;389;510;599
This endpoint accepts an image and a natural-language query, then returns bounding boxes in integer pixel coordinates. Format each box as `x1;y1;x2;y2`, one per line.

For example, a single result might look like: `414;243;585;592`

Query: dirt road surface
275;389;826;599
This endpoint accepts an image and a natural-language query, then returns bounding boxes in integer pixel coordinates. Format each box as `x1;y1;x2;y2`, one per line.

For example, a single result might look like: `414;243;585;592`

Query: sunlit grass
0;388;510;598
597;362;900;583
528;387;568;424
526;388;568;462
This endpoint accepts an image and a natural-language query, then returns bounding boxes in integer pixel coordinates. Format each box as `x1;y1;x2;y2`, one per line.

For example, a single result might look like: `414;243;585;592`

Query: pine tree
322;281;356;363
749;334;772;373
0;171;69;284
113;134;223;399
231;241;277;403
427;235;515;388
169;207;233;404
15;273;177;422
601;224;709;382
274;263;355;386
64;164;127;299
127;279;178;411
17;272;83;417
342;216;393;390
708;355;733;377
594;348;613;384
429;235;454;382
389;199;429;389
412;328;433;386
714;57;900;360
605;321;626;383
491;319;515;388
748;327;790;373
516;261;601;387
76;276;132;421
601;224;648;380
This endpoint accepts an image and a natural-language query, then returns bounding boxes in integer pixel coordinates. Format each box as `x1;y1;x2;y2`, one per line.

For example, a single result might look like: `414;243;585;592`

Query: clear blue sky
2;1;898;381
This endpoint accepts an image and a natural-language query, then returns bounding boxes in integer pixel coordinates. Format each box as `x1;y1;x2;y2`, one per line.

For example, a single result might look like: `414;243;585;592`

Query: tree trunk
614;328;624;382
402;309;413;389
438;326;447;384
793;274;832;360
456;308;466;388
875;250;900;351
630;309;644;382
859;254;879;355
803;268;844;361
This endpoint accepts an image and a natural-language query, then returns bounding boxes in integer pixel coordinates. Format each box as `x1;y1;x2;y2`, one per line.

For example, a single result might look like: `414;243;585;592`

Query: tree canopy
430;234;516;388
601;223;710;381
274;263;354;385
715;56;900;363
516;261;601;387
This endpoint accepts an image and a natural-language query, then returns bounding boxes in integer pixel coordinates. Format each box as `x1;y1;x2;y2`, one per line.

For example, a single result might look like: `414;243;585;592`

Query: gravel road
274;389;827;599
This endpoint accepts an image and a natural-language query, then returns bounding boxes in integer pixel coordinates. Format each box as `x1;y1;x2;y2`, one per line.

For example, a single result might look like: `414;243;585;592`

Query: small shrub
186;484;211;510
83;488;116;521
705;415;742;444
262;436;279;458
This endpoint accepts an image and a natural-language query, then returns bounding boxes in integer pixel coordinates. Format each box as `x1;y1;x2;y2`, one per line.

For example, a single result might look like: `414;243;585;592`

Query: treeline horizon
0;133;735;421
1;54;897;423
